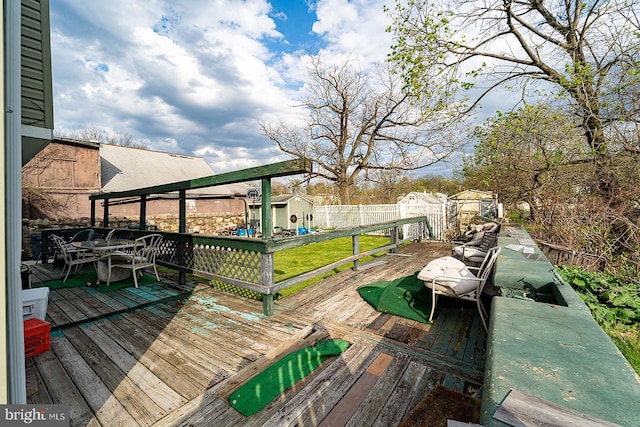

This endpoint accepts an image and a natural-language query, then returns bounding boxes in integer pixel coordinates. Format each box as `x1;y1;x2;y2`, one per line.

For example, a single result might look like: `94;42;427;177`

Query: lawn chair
104;234;163;288
417;246;501;332
70;228;95;243
452;230;498;265
52;235;101;283
105;229;116;240
51;228;96;265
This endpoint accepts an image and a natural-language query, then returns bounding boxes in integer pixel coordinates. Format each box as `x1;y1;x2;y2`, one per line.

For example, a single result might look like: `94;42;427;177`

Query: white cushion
417;256;479;296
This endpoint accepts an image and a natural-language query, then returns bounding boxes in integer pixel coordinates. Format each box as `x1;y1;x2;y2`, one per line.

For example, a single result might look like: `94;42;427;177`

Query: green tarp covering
229;339;350;416
357;272;432;323
32;271;154;292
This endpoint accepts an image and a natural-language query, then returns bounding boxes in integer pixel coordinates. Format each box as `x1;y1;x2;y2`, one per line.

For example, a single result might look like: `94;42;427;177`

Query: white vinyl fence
313;204;448;240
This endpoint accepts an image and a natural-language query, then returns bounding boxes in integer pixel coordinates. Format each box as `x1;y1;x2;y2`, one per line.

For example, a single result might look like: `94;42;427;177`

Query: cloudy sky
49;0;463;176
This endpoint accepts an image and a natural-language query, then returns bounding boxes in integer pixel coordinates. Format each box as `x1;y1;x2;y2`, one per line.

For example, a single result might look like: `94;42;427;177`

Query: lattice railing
86;217;432;315
192;245;261;285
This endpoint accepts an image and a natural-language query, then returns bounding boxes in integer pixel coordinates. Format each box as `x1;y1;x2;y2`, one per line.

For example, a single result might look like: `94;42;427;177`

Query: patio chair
105;234;163;288
70;228;96;243
52;234;102;283
417;246;501;332
51;228;96;264
452;230;498;264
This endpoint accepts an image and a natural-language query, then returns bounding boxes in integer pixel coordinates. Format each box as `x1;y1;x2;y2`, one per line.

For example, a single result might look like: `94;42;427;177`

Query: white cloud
313;0;392;64
50;0;395;172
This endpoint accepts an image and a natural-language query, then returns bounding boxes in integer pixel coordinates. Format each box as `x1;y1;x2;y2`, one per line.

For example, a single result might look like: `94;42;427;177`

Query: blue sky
267;1;322;53
48;0;457;176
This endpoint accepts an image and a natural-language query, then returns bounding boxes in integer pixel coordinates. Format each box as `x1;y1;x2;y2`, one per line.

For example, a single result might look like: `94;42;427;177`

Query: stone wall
145;212;244;234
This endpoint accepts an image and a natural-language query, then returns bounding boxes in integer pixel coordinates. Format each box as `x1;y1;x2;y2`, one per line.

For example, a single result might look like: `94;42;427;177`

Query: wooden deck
25;241;488;426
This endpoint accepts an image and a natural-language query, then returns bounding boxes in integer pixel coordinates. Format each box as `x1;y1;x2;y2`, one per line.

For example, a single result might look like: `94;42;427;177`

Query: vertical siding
21;0;53;128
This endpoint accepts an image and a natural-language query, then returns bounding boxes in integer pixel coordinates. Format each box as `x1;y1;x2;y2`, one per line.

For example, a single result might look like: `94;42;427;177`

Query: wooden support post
352;234;360;271
261;252;274;316
261;178;272;239
139;195;147;230
103;199;109;228
179;190;186;233
262;294;274;317
178;190;186;286
90;199;96;227
391;226;399;253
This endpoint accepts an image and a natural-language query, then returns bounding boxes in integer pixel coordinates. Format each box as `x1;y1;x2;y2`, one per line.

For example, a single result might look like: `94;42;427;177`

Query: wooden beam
261;252;275;316
179;190;186;233
90;199;96;227
90;158;311;200
493;389;622;427
261;178;272;239
139;195;147;230
103;199;109;228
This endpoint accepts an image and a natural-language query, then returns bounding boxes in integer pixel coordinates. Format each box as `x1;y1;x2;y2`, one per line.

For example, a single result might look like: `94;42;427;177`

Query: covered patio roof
89;158;313;236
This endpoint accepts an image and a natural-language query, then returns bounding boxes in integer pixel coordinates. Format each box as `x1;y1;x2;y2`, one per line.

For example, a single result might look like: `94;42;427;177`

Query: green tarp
229;339;350;416
357;272;432;323
32;271;155;292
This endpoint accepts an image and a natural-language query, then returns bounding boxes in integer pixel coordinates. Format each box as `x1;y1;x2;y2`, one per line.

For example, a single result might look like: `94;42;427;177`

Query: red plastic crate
24;318;50;357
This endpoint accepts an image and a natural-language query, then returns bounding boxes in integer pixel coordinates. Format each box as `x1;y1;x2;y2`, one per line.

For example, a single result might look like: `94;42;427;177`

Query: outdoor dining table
72;239;137;283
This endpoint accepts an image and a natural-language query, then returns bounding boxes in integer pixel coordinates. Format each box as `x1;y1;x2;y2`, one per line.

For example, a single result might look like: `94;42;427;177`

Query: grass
207;235;391;301
610;328;640;374
274;235;389;297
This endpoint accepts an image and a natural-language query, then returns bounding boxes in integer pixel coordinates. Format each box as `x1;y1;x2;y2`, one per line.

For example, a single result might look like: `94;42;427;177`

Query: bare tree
59;127;146;149
387;0;640;202
261;56;465;204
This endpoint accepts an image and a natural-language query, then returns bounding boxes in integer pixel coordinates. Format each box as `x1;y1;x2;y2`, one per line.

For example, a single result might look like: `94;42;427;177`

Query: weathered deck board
48;331;139;426
32;350;103;427
94;317;207;398
78;322;187;412
341;352;412;427
26;241;487;426
259;343;377;427
374;359;429;426
61;326;167;425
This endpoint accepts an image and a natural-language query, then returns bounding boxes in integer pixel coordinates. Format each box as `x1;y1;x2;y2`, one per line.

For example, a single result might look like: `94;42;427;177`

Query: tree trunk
338;184;350;205
581;101;618;202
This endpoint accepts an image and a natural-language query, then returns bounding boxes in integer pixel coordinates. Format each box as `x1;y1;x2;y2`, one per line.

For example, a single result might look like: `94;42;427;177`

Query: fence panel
313;204;448;240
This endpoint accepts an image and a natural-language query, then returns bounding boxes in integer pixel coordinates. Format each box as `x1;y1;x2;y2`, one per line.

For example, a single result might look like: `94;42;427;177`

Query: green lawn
274;235;390;297
206;235;391;300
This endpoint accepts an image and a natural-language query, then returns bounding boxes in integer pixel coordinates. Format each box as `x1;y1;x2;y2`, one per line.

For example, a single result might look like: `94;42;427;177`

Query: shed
397;192;447;214
448;190;499;231
248;194;314;234
397;192;448;240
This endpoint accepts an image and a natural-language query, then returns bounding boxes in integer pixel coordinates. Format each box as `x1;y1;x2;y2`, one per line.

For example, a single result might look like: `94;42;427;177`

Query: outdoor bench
480;224;640;427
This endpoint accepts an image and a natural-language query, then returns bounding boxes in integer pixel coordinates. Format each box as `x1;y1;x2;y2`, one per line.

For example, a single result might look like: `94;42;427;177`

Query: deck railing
39;216;431;315
62;216;429;315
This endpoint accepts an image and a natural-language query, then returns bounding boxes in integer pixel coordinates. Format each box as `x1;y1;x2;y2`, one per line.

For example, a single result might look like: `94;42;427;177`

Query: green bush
557;265;640;374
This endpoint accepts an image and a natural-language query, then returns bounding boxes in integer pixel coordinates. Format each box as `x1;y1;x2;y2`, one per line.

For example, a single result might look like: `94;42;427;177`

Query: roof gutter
4;0;27;403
